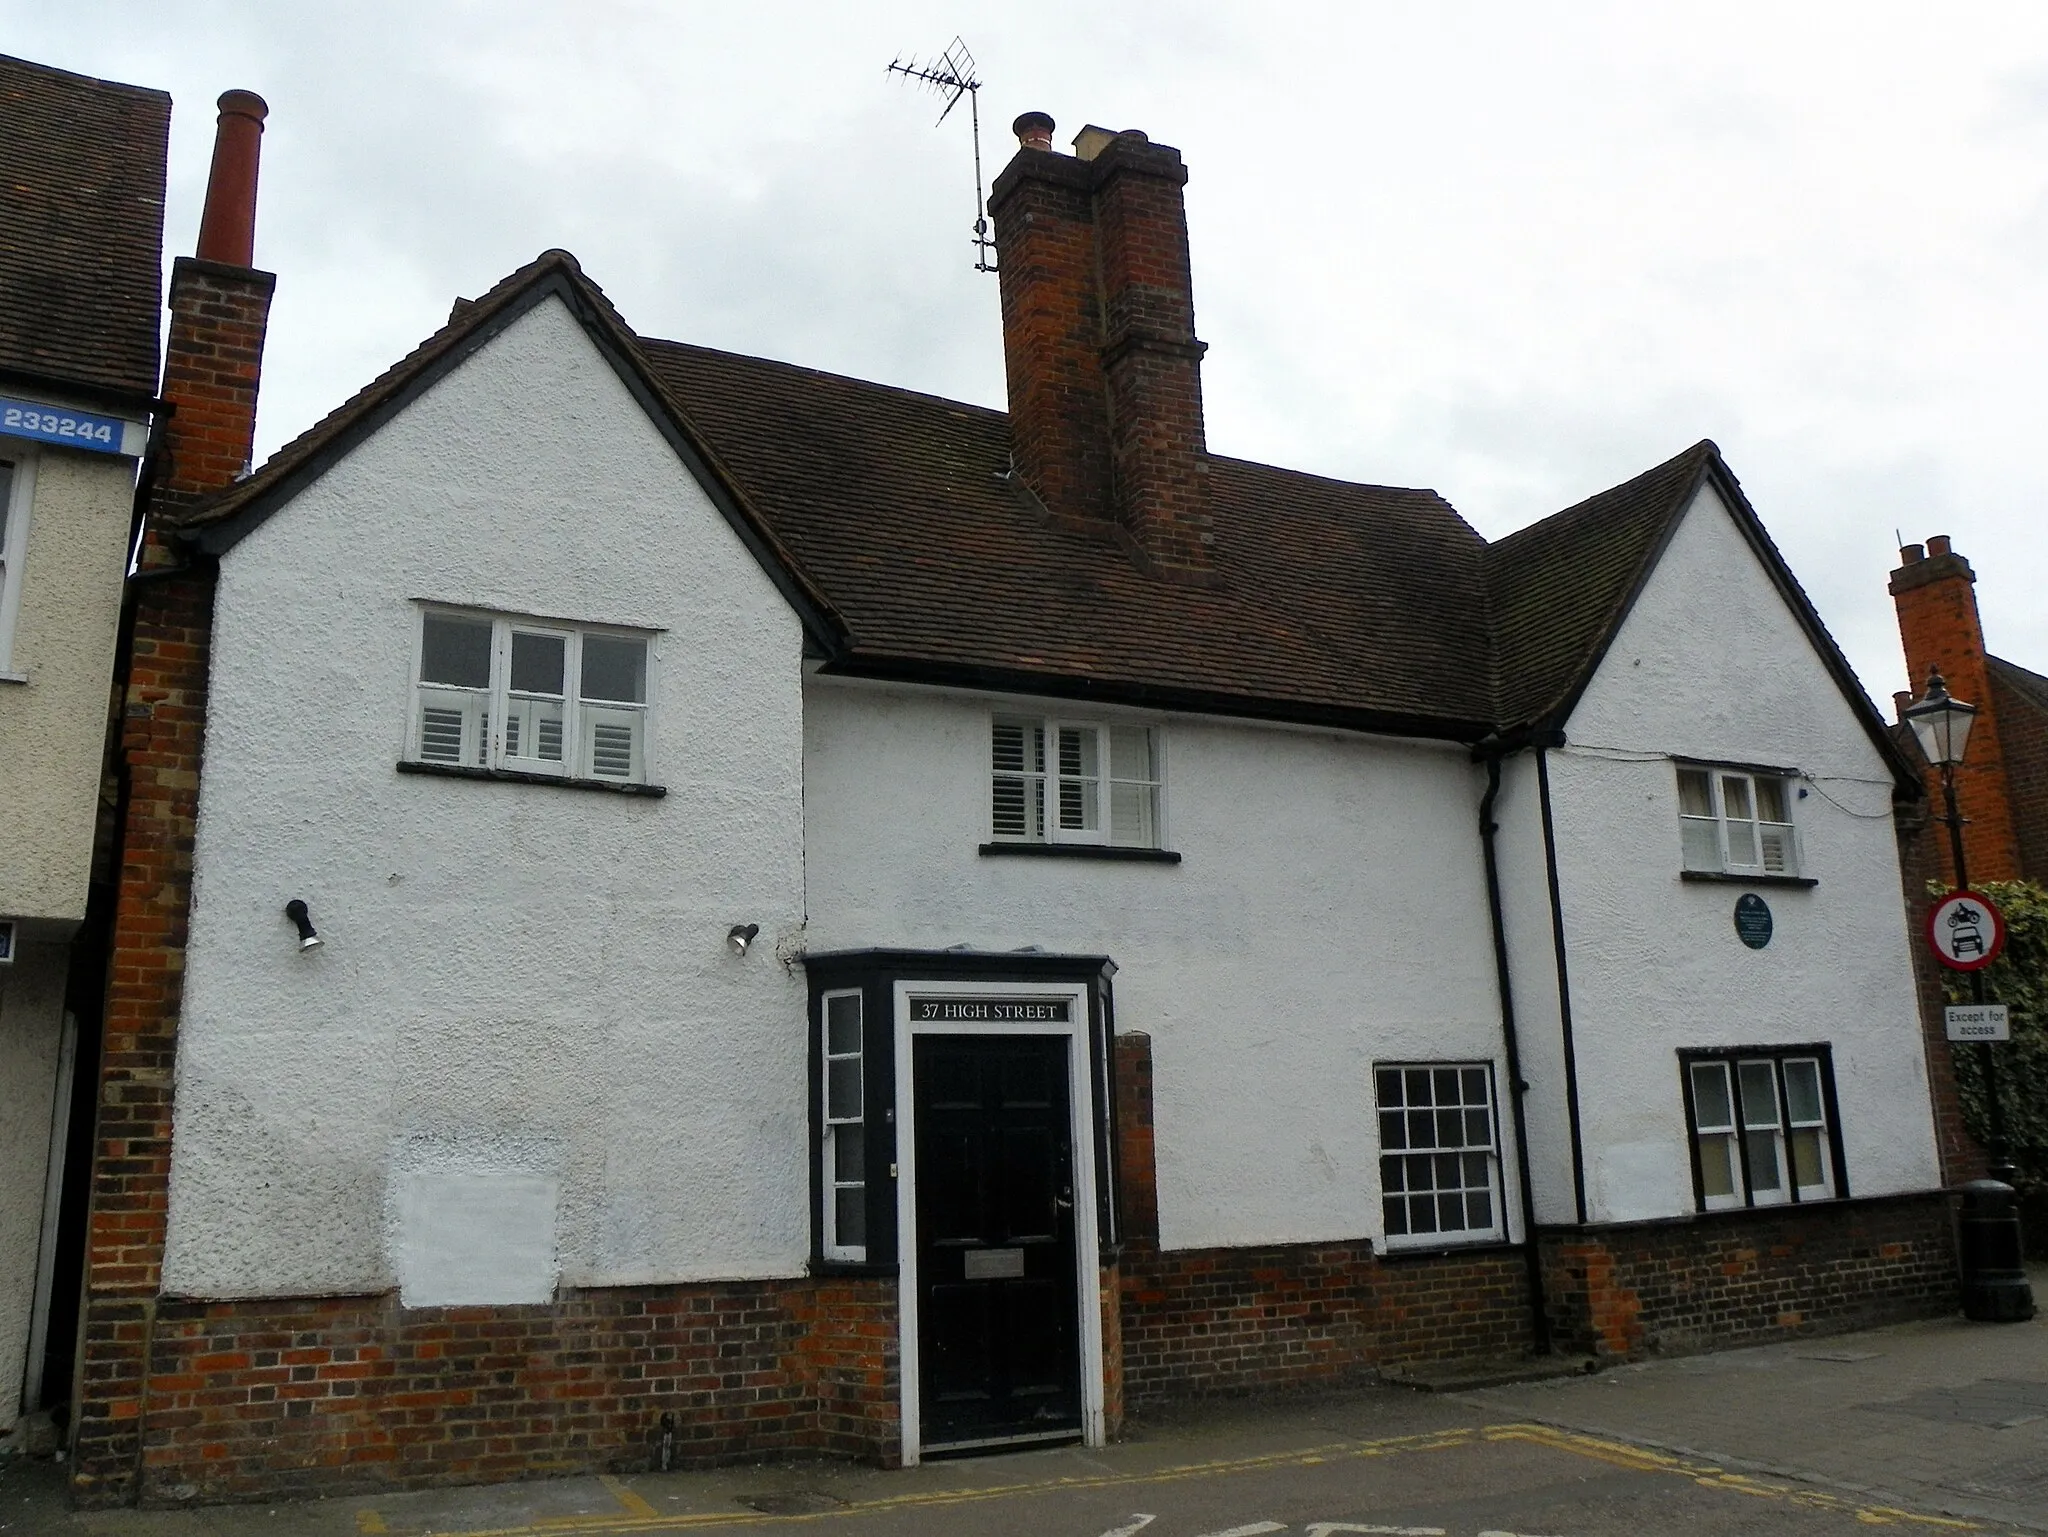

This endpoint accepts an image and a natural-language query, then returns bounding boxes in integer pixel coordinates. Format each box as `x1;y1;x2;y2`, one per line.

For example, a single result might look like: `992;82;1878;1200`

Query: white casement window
411;610;650;783
821;989;866;1262
1684;1050;1838;1211
1677;765;1799;877
1375;1062;1505;1246
0;455;33;674
991;716;1161;847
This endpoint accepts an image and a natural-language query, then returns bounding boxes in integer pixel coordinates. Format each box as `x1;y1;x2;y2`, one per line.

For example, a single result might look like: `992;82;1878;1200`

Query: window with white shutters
410;609;652;785
1677;764;1800;877
991;715;1161;847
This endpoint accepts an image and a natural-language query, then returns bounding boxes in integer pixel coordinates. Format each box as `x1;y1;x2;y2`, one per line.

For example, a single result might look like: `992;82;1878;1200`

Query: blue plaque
0;396;145;456
1734;893;1773;949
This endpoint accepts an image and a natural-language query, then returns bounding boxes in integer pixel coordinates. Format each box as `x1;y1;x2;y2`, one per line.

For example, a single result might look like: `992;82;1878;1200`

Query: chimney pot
1012;111;1055;152
1899;543;1925;564
195;88;270;267
1927;534;1953;558
1894;690;1914;721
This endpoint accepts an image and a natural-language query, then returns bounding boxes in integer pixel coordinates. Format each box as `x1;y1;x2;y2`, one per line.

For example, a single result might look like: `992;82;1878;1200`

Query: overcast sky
12;1;2048;707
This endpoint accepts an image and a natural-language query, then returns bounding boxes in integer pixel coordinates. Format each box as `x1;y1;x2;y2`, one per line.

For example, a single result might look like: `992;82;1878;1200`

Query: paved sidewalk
1462;1263;2048;1533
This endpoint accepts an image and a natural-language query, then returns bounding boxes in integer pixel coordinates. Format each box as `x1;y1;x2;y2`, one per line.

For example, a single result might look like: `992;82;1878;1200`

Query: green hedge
1938;879;2048;1189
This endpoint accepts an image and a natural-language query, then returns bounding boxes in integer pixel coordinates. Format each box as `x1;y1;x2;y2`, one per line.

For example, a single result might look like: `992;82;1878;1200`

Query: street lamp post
1903;668;2014;1184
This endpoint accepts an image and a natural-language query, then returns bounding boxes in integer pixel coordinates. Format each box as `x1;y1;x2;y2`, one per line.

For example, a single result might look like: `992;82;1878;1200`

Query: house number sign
0;396;146;456
912;997;1072;1023
1733;893;1773;949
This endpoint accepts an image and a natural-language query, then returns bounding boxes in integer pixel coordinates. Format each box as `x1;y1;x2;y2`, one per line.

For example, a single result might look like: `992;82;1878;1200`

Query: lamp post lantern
1904;668;2015;1183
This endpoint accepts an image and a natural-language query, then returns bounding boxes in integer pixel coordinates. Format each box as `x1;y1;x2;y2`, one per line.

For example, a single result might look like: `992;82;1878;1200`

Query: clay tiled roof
1990;655;2048;716
0;54;170;399
180;252;1907;771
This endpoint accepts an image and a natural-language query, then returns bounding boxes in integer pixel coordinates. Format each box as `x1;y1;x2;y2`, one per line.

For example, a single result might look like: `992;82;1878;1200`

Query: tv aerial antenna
886;36;998;273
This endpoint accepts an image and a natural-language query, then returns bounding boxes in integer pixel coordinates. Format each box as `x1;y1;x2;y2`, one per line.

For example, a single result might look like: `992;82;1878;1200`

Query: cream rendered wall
803;680;1521;1254
162;295;811;1301
0;942;65;1427
0;443;133;921
1540;484;1938;1223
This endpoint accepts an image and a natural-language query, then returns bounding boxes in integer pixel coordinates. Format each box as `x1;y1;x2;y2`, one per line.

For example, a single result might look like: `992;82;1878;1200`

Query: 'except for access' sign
1945;1004;2011;1042
1926;889;2007;971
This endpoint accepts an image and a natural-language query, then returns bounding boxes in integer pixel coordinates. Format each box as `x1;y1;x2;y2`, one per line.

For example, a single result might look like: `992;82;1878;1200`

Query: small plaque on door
963;1247;1026;1280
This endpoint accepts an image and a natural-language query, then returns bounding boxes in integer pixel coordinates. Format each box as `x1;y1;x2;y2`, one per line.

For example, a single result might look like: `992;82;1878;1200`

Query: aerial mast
885;37;998;273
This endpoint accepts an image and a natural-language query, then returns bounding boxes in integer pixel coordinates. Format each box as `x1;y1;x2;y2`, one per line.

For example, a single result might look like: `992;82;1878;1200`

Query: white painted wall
803;680;1518;1254
0;942;64;1426
163;295;811;1299
1530;485;1939;1223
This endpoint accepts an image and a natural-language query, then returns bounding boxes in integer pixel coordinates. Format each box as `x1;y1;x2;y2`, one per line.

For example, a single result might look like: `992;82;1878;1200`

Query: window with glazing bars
412;610;651;783
991;716;1161;847
1682;1048;1841;1210
1375;1063;1504;1245
1677;765;1799;876
821;990;866;1261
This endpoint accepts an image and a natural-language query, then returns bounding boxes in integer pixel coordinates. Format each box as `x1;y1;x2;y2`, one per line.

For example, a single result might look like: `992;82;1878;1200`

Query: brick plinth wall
113;1278;895;1506
1538;1192;1958;1359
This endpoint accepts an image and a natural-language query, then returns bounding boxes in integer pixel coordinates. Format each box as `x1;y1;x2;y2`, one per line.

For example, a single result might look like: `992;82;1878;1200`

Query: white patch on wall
397;1170;559;1306
1593;1141;1685;1223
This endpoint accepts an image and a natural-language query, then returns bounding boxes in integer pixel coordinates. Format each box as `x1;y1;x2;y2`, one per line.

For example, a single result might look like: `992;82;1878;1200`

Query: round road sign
1926;889;2006;971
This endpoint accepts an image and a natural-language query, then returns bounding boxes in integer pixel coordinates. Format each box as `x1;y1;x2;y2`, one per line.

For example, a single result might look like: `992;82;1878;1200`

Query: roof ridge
641;335;1009;422
0;50;171;102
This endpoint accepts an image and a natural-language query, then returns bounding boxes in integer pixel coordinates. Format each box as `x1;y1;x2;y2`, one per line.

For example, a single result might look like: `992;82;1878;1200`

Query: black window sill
979;843;1181;864
1680;869;1817;889
807;1257;899;1279
397;760;668;797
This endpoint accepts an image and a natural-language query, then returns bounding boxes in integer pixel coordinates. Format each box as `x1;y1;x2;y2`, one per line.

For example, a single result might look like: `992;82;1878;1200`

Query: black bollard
1957;1178;2036;1322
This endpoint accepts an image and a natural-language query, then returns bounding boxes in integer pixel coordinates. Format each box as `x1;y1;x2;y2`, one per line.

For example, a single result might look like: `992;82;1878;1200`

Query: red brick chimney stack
1890;535;2023;884
990;114;1216;582
157;89;275;508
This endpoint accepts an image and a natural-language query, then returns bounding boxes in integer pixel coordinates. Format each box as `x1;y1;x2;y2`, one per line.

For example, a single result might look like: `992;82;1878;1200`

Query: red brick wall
1991;667;2048;883
116;1279;895;1506
157;258;273;503
1539;1193;1956;1358
1897;800;1988;1183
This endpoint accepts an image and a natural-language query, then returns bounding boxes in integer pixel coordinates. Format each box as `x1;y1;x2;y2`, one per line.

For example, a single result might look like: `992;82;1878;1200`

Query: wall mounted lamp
284;899;323;951
727;923;760;956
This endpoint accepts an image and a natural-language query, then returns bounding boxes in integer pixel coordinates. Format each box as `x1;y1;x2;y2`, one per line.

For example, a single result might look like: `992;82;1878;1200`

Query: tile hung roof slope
0;53;170;399
182;252;1887;757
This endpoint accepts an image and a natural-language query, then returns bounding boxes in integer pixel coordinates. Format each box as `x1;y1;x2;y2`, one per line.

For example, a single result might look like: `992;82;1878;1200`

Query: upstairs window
412;610;650;783
991;716;1161;847
1682;1048;1841;1211
1677;765;1799;877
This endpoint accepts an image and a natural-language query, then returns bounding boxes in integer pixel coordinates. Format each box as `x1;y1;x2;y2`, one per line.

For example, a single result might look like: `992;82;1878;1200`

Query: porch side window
822;989;866;1261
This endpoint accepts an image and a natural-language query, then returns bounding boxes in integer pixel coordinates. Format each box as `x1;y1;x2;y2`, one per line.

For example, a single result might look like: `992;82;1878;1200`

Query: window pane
826;994;861;1056
1698;1134;1736;1198
1380;1110;1406;1150
1434;1067;1460;1104
1783;1059;1823;1124
827;1058;861;1120
1677;768;1713;817
1381;1156;1406;1193
510;631;565;694
1746;1130;1782;1191
1058;774;1098;832
421;614;492;687
992;776;1041;839
1109;726;1153;781
1759;825;1794;874
1690;1062;1733;1130
1377;1069;1403;1107
1408;1110;1436;1149
1466;1189;1493;1228
1681;818;1721;871
1721;775;1753;820
1404;1068;1431;1106
833;1125;865;1181
1738;1061;1780;1128
1791;1128;1825;1189
1465;1109;1491;1145
1756;777;1789;822
993;719;1043;774
580;635;646;703
1726;821;1759;866
1410;1197;1438;1234
834;1187;866;1247
1461;1067;1488;1104
1058;726;1098;779
1109;781;1155;847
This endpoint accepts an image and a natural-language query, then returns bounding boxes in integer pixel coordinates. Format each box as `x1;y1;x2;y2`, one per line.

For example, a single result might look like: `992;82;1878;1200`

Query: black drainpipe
1476;735;1555;1355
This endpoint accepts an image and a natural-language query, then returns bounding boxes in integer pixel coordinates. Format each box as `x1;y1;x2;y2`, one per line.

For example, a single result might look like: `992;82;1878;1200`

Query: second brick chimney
157;89;274;508
990;115;1215;582
1890;535;2024;884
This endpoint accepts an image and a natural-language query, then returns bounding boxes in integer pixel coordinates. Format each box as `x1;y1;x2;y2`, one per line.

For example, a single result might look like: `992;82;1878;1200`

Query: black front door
913;1033;1082;1451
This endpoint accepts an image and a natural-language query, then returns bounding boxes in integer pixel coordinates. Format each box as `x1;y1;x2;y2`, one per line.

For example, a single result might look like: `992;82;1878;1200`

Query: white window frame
408;607;653;784
1373;1061;1506;1249
0;452;36;676
989;714;1164;848
820;988;867;1263
1683;1049;1839;1212
1677;763;1800;877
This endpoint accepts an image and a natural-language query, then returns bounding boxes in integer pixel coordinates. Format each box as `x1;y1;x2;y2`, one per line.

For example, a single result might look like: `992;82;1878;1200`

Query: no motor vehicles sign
1926;889;2007;971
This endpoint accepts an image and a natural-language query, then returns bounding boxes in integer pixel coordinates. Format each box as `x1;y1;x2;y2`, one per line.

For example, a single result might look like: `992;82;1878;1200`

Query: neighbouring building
73;113;1957;1506
0;53;168;1439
